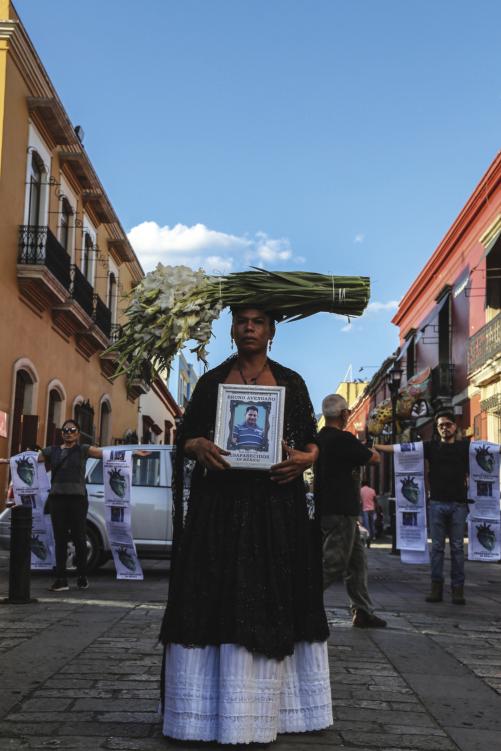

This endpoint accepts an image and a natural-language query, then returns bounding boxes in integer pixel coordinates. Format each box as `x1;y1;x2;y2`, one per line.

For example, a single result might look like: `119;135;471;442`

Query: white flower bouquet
108;265;370;381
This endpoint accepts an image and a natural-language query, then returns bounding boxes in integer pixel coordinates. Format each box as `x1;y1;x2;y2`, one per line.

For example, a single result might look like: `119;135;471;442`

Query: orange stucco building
0;1;151;497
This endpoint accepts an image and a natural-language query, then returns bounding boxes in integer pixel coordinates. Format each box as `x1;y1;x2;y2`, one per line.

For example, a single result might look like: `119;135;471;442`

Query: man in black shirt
316;394;386;628
376;411;470;605
424;412;470;604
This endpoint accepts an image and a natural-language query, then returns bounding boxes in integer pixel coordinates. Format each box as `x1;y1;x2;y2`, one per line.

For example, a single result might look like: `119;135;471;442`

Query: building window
438;295;451;364
59;198;73;254
11;369;38;454
46;388;63;445
81;232;94;284
406;337;415;380
99;400;111;446
75;400;94;443
27;153;44;228
486;238;501;319
108;272;117;322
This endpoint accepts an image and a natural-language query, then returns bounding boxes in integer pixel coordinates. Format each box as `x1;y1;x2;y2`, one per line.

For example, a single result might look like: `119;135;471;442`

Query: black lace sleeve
170;361;234;573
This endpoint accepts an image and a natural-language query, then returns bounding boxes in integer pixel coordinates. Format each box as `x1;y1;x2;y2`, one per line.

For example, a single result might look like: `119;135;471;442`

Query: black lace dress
159;356;329;661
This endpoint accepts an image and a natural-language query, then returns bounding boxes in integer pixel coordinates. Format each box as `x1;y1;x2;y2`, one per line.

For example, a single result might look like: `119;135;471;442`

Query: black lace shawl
159;356;329;660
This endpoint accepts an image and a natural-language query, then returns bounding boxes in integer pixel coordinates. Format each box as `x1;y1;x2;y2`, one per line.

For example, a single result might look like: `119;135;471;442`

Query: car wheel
66;524;103;573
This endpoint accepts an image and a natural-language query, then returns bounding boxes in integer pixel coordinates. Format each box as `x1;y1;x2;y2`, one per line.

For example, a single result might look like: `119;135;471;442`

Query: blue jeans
429;502;468;587
362;510;376;540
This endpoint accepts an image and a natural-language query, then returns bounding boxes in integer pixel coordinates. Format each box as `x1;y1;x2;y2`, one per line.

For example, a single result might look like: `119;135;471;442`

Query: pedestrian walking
360;480;377;545
159;305;332;745
316;393;387;628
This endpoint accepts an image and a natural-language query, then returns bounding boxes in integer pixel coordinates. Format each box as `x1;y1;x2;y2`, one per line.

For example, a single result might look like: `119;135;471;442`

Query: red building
347;150;501;494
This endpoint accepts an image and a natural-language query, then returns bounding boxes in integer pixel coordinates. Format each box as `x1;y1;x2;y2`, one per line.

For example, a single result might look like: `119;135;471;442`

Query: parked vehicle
0;444;174;572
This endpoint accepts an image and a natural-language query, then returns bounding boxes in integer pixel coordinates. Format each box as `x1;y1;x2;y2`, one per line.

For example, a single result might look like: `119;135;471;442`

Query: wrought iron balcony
467;313;501;375
93;294;112;338
70;265;94;317
18;225;72;288
431;363;455;398
17;225;71;310
100;324;122;377
109;324;122;343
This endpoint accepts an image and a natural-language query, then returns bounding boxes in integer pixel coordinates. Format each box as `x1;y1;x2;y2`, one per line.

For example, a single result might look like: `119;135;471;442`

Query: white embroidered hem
162;640;333;745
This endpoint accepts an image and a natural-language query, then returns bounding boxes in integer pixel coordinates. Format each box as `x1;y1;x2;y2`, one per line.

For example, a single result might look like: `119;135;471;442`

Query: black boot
425;581;443;603
452;585;465;605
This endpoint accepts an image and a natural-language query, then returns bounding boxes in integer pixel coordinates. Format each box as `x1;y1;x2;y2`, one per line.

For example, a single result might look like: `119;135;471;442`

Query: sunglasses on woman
62;427;78;434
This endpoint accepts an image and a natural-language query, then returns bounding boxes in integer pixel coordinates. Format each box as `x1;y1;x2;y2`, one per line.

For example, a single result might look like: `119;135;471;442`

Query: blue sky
14;0;501;410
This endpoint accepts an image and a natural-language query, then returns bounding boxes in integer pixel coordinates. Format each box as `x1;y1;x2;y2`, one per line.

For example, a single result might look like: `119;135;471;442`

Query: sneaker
352;609;387;628
48;578;69;592
77;576;89;590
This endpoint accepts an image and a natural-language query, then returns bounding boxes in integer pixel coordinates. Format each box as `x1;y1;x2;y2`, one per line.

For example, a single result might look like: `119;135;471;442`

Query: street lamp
386;365;403;555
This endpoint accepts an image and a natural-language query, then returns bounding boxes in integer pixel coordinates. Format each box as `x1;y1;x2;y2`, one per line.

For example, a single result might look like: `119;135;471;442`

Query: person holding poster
159;306;332;745
376;411;475;605
1;420;98;591
316;394;386;629
39;419;104;592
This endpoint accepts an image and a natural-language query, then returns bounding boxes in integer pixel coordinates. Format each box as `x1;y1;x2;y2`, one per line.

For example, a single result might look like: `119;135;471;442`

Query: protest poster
468;517;500;561
9;451;55;569
467;441;501;562
394;442;428;560
468;442;500;519
103;449;143;580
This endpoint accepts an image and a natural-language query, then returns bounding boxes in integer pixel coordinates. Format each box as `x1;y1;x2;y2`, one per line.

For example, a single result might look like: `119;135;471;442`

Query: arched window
11;369;38;454
99;400;112;445
46;388;63;445
59;198;73;254
74;399;94;444
27;153;44;228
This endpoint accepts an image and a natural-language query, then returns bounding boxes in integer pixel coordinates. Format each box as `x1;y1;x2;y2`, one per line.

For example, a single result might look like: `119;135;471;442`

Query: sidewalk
0;541;500;750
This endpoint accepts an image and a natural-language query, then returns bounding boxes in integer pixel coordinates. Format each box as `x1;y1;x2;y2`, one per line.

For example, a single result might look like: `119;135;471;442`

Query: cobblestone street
1;542;500;750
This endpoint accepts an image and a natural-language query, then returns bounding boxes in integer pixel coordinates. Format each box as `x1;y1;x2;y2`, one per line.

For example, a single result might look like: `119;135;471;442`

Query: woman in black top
1;419;104;592
159;306;331;745
40;419;104;592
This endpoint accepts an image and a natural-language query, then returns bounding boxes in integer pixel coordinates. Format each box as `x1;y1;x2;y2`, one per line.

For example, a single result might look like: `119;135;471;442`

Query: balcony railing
109;324;122;343
93;294;112;338
431;363;455;398
468;313;501;374
70;265;94;317
18;225;71;289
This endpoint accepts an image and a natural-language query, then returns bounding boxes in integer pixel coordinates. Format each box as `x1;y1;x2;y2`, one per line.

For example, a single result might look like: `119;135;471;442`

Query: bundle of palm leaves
107;265;370;382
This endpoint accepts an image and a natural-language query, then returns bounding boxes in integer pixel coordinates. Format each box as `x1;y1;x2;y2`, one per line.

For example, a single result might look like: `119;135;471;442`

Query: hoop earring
230;335;234;350
268;339;273;352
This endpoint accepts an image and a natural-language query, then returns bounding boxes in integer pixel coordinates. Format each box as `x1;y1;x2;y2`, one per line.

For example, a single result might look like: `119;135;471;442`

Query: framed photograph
214;384;286;470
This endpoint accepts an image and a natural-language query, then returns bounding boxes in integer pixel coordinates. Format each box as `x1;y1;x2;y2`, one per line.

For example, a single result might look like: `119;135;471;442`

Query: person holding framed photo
159;305;332;745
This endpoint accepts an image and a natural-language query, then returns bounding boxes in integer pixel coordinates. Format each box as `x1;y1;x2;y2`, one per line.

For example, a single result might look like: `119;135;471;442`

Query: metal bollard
1;505;37;604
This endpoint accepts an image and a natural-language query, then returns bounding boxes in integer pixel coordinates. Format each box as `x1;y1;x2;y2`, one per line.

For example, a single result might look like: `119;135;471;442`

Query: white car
0;444;175;572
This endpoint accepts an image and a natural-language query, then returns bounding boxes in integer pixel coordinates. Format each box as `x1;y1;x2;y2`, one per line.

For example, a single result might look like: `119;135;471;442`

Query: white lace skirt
162;640;333;745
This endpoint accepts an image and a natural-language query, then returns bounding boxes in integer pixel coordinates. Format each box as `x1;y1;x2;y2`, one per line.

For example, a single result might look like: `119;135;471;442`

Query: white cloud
340;299;399;334
127;221;301;273
354;233;365;244
366;300;399;314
